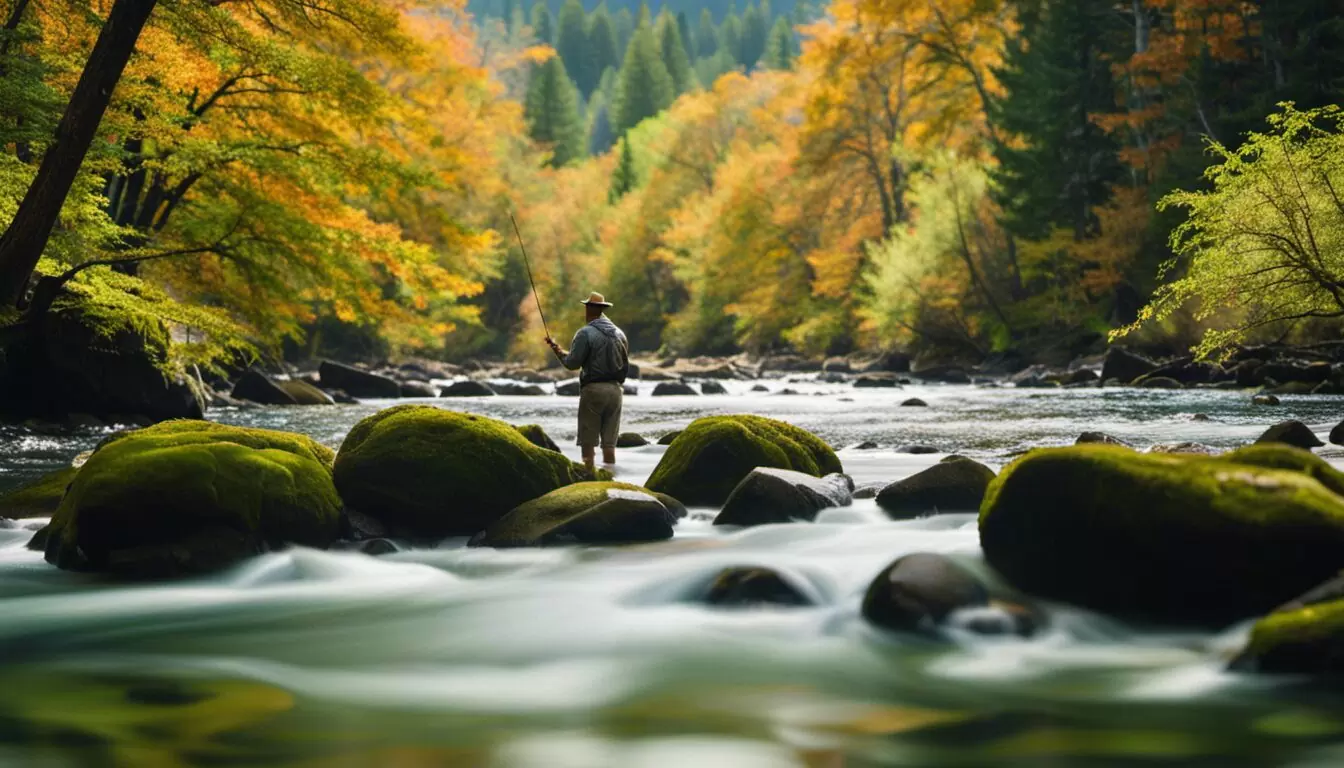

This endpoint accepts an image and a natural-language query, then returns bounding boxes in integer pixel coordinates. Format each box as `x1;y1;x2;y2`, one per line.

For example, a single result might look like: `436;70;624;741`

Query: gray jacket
560;315;629;386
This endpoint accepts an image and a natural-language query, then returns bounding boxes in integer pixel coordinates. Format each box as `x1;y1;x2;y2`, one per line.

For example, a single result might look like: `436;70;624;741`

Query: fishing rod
508;211;551;341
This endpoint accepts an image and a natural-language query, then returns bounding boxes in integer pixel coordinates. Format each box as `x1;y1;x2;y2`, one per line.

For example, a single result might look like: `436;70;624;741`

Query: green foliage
676;11;696;60
556;0;592;94
739;2;768;70
525;56;587;168
587;91;616;155
615;7;636;60
1115;104;1344;359
658;13;696;95
0;466;79;519
695;8;718;57
612;22;676;136
718;12;742;66
609;137;638;202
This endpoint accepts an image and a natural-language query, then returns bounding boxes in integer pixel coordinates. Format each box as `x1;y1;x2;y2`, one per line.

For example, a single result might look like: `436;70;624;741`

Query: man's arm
547;329;589;370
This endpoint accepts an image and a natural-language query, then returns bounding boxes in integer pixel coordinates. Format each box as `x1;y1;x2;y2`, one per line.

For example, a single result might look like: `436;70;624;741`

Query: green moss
979;444;1344;624
645;415;841;506
1218;444;1344;496
515;423;560;452
476;481;678;547
46;420;341;577
333;404;594;536
1239;598;1344;674
0;466;79;519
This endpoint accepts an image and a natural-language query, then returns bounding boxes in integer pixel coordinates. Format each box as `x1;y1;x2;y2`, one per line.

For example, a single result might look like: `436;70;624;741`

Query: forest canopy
2;0;1343;375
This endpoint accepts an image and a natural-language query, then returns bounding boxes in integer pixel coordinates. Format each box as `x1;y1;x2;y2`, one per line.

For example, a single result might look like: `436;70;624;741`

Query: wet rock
1148;442;1217;455
900;398;928;407
946;601;1040;638
25;524;49;551
515;424;561;453
359;538;399;555
822;357;852;373
656;431;681;446
896;444;939;454
1267;380;1317;395
1062;369;1099;385
231;369;297;406
652;382;698;396
853;440;879;450
1253;394;1281;406
912;365;971;384
617;432;649;448
1232;589;1344;674
472;481;681;547
0;466;79;519
876;457;996;519
1100;347;1158;385
1147;359;1224;385
1136;375;1183;389
713;469;853;527
490;382;546;396
700;567;813;607
863;351;912;374
555;379;581;396
318;360;401;399
44;421;340;577
327;389;359;404
1330;420;1344;446
1255;420;1324;450
440;380;495;397
1258;361;1332;386
646;415;842;507
399;380;439;398
699;381;727;395
1233;359;1265;387
750;384;769;393
1312;381;1343;395
862;553;989;633
979;443;1344;624
334;405;597;537
1076;431;1130;446
1192;413;1211;422
853;483;882;500
854;373;901;388
623;383;638;395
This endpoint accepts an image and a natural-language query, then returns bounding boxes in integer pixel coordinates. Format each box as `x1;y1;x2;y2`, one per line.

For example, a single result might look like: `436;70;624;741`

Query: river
0;380;1342;766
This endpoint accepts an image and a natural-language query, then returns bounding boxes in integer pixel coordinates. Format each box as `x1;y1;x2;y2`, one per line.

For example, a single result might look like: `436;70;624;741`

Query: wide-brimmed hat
580;291;613;307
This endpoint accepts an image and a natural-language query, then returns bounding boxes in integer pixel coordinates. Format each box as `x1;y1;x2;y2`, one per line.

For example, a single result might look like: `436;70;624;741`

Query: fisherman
546;292;630;469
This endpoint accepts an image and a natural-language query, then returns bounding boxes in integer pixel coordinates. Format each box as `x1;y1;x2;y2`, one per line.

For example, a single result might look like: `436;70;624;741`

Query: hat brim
580;300;613;307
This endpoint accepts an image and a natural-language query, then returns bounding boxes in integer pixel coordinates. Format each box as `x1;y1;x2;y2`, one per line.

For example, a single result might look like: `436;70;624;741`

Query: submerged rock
318;360;401;399
232;371;333;406
44;421;340;577
896;444;940;454
617;432;649;448
1331;420;1344;446
472;481;682;547
490;382;546;396
900;398;928;407
854;373;901;388
1256;420;1324;449
515;424;561;453
713;468;853;527
656;431;681;446
1075;431;1130;446
700;566;813;607
652;382;699;396
862;553;989;633
875;457;996;519
555;379;581;396
0;466;79;519
699;381;727;395
979;444;1344;624
333;405;595;537
1252;394;1281;406
645;415;841;507
399;381;439;398
1136;375;1183;389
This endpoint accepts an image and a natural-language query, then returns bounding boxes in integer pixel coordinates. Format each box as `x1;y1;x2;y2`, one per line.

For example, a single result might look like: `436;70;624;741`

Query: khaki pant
577;382;623;448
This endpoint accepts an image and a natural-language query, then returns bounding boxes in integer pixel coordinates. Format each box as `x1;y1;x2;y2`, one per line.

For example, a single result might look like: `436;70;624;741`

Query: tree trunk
0;0;158;307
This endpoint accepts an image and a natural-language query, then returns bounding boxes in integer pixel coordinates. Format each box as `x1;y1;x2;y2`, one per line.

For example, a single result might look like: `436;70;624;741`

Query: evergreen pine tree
676;11;696;60
991;0;1122;241
719;12;743;66
739;2;768;70
696;8;718;57
659;13;695;95
615;7;636;61
585;4;621;99
612;22;676;135
525;56;587;168
530;2;555;45
556;0;591;94
609;137;638;202
588;92;616;155
763;16;794;70
636;2;652;28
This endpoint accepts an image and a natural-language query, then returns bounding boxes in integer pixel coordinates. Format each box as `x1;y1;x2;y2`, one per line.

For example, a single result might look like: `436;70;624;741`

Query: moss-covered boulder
515;424;561;452
1235;599;1344;674
645;415;841;507
472;481;682;547
0;466;78;519
979;444;1344;625
876;457;995;519
333;405;595;537
43;420;340;578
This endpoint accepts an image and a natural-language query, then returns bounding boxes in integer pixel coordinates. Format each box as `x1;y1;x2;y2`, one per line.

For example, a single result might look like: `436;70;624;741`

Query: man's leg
600;384;622;466
582;446;596;469
577;386;600;470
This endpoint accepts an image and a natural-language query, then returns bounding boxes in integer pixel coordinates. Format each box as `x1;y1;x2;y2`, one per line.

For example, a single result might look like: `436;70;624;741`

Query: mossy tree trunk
0;0;159;307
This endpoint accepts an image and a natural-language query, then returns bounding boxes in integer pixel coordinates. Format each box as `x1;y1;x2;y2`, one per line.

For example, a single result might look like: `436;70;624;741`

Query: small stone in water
701;567;813;608
900;398;928;407
1253;394;1281;406
896;444;939;454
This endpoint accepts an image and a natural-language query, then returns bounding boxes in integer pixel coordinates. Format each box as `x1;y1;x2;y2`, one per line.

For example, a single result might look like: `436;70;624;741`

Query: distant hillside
471;0;804;23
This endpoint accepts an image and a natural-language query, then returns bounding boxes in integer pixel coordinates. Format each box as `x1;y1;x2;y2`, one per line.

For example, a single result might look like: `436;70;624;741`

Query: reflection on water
1;381;1343;766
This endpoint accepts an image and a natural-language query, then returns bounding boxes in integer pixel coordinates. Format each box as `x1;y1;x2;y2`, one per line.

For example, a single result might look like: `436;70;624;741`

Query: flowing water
2;381;1344;767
